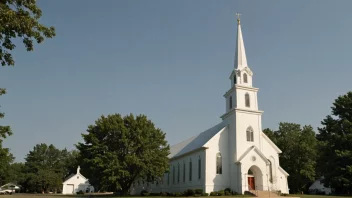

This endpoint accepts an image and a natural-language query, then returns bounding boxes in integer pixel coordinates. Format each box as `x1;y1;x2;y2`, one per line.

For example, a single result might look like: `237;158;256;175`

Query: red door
248;177;255;190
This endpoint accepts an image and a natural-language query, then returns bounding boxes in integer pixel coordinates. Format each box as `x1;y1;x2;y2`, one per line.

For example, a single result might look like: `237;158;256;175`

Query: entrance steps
246;190;281;197
245;190;300;198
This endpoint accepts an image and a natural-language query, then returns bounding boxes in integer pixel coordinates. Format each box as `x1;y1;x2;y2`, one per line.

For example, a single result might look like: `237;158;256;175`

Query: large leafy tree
76;114;170;195
264;122;317;193
317;92;352;194
24;143;75;193
0;88;13;185
0;0;55;66
0;0;55;185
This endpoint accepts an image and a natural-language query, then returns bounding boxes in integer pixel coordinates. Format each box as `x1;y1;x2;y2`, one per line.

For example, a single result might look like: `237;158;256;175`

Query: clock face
252;156;256;161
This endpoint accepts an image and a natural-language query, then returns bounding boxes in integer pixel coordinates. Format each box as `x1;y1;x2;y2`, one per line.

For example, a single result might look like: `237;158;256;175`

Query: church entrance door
248;177;255;190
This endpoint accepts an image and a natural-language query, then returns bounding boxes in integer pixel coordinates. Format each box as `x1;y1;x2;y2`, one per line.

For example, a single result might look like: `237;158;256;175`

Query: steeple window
243;73;248;83
245;93;250;107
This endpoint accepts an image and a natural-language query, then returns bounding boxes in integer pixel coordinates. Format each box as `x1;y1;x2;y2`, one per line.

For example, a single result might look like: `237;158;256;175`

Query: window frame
246;126;254;142
245;93;250;107
216;152;222;174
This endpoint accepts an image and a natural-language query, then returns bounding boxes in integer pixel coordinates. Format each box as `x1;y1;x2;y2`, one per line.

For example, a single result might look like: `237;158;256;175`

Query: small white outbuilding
309;177;332;195
62;166;94;194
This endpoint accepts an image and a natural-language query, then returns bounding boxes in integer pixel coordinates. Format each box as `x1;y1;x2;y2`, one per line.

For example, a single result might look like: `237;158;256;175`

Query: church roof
169;121;228;159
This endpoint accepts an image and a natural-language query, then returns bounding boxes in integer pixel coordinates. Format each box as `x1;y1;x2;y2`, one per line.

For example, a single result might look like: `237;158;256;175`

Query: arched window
189;159;192;181
243;73;248;83
229;96;233;109
183;161;186;182
245;93;250;107
268;159;273;183
216;153;222;174
246;126;254;142
177;163;180;183
198;156;201;179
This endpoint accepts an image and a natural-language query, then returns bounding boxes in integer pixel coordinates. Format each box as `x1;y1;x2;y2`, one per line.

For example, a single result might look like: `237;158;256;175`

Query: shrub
150;192;160;196
185;189;195;196
76;190;84;195
160;192;168;196
202;193;209;196
194;194;201;197
141;190;149;196
224;188;231;193
217;190;224;196
210;192;217;196
195;189;203;195
225;191;231;196
175;192;183;197
232;191;239;195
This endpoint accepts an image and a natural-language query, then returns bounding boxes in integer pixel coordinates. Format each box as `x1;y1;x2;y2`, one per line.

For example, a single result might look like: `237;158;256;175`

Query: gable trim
261;132;282;153
237;146;270;165
62;173;88;184
279;166;289;176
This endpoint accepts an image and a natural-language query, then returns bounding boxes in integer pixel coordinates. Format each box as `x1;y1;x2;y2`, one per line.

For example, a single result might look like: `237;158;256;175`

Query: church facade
130;17;289;195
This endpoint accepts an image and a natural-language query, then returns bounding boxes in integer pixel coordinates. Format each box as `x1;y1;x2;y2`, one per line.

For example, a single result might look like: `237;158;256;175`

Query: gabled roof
63;173;75;182
62;172;88;184
237;145;270;165
169;121;228;159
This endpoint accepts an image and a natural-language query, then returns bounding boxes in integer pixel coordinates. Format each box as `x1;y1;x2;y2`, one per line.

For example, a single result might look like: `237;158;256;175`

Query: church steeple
230;14;253;88
224;14;259;116
234;13;248;69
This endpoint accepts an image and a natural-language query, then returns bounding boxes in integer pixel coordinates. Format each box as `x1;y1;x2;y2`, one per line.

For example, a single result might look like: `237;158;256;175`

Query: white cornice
223;85;259;98
220;108;263;120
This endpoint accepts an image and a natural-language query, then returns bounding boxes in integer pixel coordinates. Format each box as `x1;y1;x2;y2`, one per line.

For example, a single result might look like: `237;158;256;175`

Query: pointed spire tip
236;12;241;25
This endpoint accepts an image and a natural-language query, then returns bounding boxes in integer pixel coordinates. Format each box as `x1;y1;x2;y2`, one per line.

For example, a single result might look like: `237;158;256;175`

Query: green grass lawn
2;194;352;198
293;195;352;198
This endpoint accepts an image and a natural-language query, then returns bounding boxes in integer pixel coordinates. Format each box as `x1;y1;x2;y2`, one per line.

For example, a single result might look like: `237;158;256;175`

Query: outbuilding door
66;184;74;194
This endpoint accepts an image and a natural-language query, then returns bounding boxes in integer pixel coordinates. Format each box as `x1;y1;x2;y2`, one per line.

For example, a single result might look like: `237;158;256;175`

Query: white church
131;16;289;195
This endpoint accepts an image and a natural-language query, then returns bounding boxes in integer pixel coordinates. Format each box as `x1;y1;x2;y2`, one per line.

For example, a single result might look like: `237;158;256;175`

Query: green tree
0;88;14;185
317;92;352;194
0;0;55;66
24;143;68;193
264;122;317;193
76;114;170;195
5;162;25;184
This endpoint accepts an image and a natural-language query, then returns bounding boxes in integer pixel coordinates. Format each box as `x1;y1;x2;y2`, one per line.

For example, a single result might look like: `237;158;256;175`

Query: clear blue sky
1;0;352;162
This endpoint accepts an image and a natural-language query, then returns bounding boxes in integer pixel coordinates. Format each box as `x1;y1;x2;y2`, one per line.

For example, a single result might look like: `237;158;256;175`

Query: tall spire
234;13;248;69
